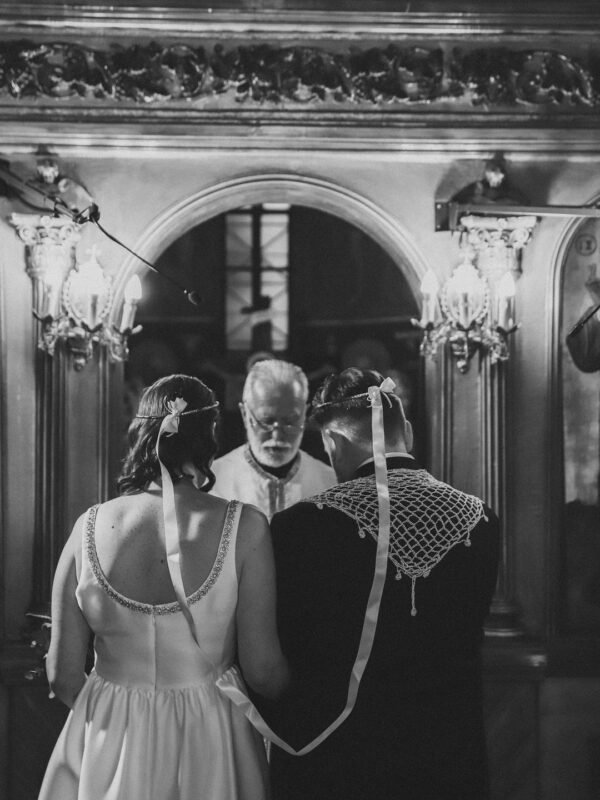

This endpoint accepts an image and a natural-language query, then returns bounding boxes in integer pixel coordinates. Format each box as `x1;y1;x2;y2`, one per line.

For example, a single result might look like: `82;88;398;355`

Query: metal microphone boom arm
0;159;201;306
567;302;600;338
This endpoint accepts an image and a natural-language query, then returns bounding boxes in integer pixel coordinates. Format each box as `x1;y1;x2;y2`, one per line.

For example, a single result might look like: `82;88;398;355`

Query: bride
39;373;289;800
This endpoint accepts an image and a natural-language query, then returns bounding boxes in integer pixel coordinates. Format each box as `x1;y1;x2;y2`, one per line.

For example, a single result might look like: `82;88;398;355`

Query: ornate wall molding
4;3;600;41
0;40;599;111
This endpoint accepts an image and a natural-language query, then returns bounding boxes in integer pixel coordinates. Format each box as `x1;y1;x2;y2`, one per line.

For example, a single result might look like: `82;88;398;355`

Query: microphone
186;290;202;307
567;301;600;337
0;158;201;305
74;203;100;224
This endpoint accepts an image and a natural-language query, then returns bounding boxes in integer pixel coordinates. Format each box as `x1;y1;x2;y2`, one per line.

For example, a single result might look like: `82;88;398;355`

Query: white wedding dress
38;501;270;800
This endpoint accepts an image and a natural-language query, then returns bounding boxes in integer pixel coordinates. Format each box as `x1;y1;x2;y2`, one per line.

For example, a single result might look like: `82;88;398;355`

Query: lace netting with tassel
308;469;487;616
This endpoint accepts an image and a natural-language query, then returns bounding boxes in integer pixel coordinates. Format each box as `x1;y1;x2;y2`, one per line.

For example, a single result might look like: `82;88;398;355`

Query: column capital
9;213;80;280
460;214;537;251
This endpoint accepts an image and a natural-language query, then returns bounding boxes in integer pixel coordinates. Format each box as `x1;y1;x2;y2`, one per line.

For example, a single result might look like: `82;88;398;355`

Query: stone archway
105;172;432;490
550;202;600;635
109;173;429;317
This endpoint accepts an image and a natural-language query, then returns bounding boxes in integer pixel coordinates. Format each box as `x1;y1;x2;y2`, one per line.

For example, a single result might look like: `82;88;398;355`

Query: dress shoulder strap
217;500;242;580
79;505;99;578
225;499;243;548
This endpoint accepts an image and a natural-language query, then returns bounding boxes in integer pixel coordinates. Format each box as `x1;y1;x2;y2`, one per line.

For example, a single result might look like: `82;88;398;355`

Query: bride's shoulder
235;502;270;550
94;493;160;535
96;493;141;517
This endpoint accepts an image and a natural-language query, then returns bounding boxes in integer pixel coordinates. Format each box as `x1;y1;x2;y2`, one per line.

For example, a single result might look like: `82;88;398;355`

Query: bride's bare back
50;479;288;707
92;482;232;606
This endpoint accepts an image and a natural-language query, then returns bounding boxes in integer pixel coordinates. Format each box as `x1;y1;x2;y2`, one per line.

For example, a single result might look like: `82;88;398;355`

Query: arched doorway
557;213;600;635
109;176;429;490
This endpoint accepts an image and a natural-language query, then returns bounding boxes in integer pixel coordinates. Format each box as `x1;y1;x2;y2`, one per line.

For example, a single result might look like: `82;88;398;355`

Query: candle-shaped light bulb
124;274;142;303
76;248;107;328
120;274;142;332
419;269;439;325
452;257;477;329
40;261;64;318
496;271;516;330
87;263;105;329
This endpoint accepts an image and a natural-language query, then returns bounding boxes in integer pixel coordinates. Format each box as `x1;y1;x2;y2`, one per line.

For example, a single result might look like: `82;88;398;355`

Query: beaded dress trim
308;469;487;615
84;501;236;615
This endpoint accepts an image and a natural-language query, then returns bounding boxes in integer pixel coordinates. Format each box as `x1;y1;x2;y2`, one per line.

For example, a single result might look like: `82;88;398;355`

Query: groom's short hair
310;367;408;438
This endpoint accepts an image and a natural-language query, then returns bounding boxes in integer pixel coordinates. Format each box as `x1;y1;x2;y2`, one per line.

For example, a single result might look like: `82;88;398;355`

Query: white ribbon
367;376;396;408
155;398;205;651
217;378;394;755
152;397;229;674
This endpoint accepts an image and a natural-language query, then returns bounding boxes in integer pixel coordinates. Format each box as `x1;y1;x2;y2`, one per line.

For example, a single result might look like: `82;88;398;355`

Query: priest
211;358;336;519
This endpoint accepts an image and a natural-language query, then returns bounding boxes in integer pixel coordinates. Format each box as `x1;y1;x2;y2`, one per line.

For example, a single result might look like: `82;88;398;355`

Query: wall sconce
419;156;539;372
414;214;535;373
429;153;600;372
11;213;142;371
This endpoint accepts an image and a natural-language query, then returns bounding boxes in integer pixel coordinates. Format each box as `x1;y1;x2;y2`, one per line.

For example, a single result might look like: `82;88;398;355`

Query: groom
254;368;500;800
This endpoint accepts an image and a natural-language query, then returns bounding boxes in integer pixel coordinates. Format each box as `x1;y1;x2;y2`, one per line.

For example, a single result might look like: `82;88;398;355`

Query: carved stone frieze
0;40;598;109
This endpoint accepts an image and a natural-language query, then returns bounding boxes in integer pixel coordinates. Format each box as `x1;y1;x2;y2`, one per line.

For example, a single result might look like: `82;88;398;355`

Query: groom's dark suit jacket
252;456;500;800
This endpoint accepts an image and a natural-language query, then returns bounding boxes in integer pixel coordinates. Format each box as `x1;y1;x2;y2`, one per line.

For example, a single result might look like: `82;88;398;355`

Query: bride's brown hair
118;374;219;495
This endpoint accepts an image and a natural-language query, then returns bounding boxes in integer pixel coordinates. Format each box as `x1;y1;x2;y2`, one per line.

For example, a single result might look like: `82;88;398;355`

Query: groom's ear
404;420;414;453
321;427;349;463
321;428;336;462
323;428;352;459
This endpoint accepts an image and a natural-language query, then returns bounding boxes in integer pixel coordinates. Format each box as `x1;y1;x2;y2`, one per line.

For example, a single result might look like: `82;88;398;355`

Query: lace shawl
308;468;487;615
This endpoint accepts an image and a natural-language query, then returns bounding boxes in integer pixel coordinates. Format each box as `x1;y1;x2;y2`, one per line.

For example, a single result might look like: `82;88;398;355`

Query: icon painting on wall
563;220;600;632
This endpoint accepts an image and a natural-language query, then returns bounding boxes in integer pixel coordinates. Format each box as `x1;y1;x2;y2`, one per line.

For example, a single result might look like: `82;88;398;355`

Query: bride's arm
46;515;92;708
235;505;290;700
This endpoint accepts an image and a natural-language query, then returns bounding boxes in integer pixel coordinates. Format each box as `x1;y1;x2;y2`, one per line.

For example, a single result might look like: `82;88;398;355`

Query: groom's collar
353;452;417;479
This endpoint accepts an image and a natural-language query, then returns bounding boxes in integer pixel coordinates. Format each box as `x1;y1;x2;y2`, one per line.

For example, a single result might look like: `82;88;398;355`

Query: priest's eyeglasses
241;402;305;435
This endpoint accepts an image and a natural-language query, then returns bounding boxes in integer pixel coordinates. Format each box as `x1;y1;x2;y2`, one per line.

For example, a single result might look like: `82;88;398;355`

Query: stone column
461;214;536;636
10;214;81;616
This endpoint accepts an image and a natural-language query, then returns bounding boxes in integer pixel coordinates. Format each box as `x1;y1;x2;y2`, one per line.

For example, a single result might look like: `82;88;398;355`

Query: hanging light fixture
413;215;535;373
419;154;540;372
11;213;143;371
28;219;79;355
